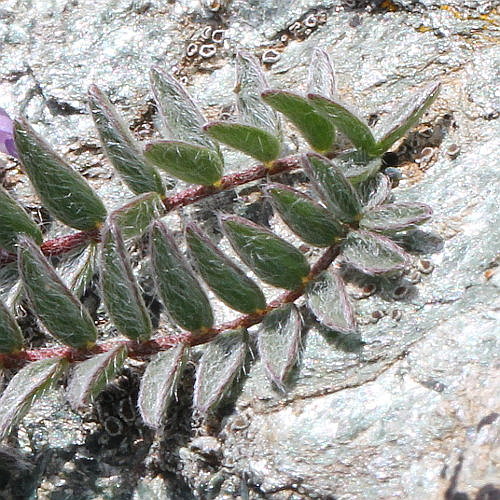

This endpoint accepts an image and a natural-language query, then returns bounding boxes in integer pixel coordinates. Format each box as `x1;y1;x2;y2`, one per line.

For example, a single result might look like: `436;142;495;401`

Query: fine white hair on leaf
193;329;247;413
257;303;302;391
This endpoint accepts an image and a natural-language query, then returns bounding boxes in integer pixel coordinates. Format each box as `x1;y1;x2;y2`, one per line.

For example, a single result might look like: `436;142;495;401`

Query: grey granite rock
0;0;498;498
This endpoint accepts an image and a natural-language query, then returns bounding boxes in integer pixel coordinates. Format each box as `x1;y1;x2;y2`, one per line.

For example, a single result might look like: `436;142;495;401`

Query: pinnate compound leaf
0;186;42;252
257;304;301;390
186;223;266;314
204;122;281;164
265;183;345;247
138;344;186;429
13;119;107;231
18;237;97;349
261;90;335;153
375;82;441;154
88;85;166;195
150;67;218;151
342;230;410;275
0;358;66;440
307;270;356;334
100;222;152;341
0;299;23;353
303;153;362;223
360;202;433;233
236;51;280;135
308;93;377;155
193;329;247;413
144;140;223;186
66;345;127;410
220;214;310;290
110;192;165;240
150;220;213;333
307;48;337;99
356;173;391;210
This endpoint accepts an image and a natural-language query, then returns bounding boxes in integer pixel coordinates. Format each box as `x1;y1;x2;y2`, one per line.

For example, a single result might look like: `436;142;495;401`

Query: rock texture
0;0;498;499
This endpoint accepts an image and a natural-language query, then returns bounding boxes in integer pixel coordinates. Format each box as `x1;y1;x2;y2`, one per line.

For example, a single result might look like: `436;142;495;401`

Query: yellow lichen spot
417;26;433;33
255;308;267;315
440;5;499;25
478;13;500;25
381;0;398;12
264;161;275;170
212;179;223;189
440;5;461;16
301;275;312;285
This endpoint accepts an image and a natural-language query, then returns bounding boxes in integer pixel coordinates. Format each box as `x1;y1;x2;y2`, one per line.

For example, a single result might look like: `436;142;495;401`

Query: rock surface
0;0;498;499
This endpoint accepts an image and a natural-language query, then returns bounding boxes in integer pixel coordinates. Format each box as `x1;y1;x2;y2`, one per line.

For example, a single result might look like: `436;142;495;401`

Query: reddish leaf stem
0;155;302;266
0;243;340;369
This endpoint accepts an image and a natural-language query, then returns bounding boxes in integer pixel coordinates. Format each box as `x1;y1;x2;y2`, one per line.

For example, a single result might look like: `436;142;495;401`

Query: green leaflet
193;329;247;413
144;140;223;186
150;220;213;333
220;214;310;290
18;237;98;349
374;82;441;154
150;66;219;151
204;122;281;164
204;52;284;164
306;270;356;334
0;358;67;440
110;192;165;240
261;90;335;153
257;304;301;391
138;344;186;429
356;173;391;211
0;186;42;252
66;345;128;410
88;85;166;195
308;93;378;155
0;265;22;311
303;153;362;223
14;119;107;231
342;230;410;275
186;223;266;314
360;202;433;233
235;51;281;135
100;222;152;341
59;243;98;298
265;183;345;247
0;299;23;353
336;151;382;185
307;48;337;99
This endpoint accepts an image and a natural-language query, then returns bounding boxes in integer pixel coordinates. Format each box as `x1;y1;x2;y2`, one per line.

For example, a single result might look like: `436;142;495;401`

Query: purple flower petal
0;108;18;158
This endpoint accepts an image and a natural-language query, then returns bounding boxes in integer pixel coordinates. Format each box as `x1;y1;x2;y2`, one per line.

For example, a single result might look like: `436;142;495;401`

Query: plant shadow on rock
40;367;155;500
0;446;37;500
